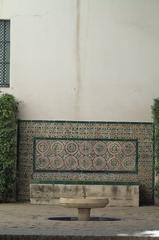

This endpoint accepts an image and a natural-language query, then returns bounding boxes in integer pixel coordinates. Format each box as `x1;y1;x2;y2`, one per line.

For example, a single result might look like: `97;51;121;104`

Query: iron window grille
0;20;10;87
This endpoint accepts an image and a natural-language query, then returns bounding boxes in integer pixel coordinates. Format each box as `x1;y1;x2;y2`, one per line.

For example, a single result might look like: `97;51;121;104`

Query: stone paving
0;203;159;237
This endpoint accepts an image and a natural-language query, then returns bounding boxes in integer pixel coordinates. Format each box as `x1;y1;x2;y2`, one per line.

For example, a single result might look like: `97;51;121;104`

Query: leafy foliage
152;98;159;200
155;180;159;198
152;98;159;174
0;94;18;201
152;98;159;124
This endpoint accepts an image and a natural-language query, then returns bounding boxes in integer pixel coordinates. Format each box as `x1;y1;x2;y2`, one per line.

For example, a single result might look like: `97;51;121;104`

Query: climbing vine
152;98;159;200
0;93;18;201
152;98;159;174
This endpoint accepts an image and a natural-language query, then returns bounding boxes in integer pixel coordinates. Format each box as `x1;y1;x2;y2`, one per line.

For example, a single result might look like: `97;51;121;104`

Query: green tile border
18;119;153;125
16;122;20;201
152;123;155;204
31;179;139;185
33;137;138;174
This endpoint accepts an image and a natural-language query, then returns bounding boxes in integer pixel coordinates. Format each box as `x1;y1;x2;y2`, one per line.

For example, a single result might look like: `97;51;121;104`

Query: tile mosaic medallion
17;120;154;205
33;138;137;173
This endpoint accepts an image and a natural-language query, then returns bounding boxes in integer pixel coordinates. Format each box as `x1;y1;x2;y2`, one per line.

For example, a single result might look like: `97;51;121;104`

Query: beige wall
0;0;159;121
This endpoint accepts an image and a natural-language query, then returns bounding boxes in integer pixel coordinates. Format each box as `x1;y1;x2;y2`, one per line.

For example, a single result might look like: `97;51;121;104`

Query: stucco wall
0;0;159;121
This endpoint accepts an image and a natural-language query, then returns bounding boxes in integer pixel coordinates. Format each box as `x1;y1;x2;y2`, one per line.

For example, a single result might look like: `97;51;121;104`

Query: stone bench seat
30;182;139;207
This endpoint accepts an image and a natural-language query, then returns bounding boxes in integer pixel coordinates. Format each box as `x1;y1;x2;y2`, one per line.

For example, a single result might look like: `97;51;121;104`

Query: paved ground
0;203;159;237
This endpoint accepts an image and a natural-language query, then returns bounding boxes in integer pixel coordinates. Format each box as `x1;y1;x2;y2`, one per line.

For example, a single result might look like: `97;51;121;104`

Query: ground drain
48;216;121;221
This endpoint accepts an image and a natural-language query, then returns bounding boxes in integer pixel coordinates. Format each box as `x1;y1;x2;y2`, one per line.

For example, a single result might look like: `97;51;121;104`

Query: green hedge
0;94;18;202
152;98;159;175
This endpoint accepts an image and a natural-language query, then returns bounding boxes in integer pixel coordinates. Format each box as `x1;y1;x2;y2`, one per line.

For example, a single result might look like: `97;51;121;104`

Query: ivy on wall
152;98;159;175
0;94;18;202
152;98;159;200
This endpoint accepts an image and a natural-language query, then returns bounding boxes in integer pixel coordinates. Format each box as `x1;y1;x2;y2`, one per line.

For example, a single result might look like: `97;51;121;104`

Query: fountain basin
60;197;109;208
59;197;109;221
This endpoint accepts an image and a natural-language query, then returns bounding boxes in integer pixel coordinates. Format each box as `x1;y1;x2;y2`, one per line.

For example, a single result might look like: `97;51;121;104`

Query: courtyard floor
0;203;159;238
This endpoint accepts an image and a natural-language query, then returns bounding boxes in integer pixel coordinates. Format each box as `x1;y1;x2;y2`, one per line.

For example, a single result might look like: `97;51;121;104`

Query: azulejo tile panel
33;138;137;172
17;120;154;205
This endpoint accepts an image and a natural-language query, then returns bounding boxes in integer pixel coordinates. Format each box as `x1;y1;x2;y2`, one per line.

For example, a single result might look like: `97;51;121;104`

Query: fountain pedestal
59;197;109;221
78;208;91;221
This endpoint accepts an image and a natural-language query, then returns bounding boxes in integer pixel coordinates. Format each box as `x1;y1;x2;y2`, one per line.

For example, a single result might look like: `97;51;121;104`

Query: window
0;20;10;88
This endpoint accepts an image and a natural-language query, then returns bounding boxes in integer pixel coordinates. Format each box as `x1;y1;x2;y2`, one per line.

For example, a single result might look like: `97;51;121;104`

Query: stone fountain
59;186;109;221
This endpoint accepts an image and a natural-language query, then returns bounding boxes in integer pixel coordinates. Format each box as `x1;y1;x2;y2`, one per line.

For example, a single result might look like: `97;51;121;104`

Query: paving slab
0;203;159;238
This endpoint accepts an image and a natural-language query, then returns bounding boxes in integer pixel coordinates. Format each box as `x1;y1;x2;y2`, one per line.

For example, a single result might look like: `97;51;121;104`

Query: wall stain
0;0;4;16
75;0;81;117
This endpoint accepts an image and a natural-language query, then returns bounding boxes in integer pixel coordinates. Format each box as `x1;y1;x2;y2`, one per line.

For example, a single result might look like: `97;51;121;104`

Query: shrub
0;93;18;201
152;98;159;200
152;98;159;174
155;179;159;198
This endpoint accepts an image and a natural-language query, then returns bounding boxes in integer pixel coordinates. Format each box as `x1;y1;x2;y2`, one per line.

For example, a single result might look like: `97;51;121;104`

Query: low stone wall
17;120;154;204
30;184;139;207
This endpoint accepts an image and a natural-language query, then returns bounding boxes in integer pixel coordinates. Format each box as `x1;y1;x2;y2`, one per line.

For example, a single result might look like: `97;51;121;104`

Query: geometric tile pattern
0;20;10;87
17;120;154;205
34;138;137;172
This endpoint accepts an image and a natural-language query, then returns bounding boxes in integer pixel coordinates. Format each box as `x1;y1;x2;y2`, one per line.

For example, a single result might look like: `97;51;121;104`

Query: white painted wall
0;0;159;121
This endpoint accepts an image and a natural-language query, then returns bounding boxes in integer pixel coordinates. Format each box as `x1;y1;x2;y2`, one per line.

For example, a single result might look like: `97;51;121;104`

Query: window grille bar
0;20;10;87
3;22;5;85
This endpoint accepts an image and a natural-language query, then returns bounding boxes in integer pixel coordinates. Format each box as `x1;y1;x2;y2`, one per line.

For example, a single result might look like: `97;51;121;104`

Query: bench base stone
30;184;139;207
